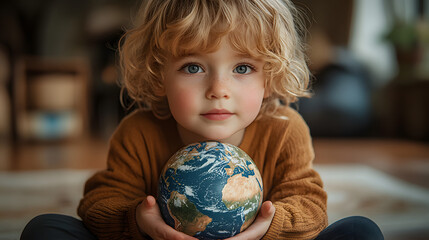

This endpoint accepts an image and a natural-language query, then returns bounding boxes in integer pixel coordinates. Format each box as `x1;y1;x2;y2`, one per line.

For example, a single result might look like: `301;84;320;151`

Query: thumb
143;195;157;209
259;201;275;219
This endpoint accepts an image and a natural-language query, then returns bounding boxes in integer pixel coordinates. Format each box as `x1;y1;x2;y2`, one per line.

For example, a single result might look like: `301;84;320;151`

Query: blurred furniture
293;0;354;47
293;0;374;137
14;56;89;141
0;44;11;140
380;79;429;140
298;47;373;137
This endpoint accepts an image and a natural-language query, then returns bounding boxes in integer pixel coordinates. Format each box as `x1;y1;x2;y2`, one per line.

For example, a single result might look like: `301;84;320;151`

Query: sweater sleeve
77;115;152;240
263;111;328;240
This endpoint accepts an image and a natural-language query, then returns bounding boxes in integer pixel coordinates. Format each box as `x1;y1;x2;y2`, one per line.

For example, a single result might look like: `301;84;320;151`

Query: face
163;39;267;146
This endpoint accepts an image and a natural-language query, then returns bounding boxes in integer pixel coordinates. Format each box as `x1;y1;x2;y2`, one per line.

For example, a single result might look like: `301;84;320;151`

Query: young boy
21;0;383;239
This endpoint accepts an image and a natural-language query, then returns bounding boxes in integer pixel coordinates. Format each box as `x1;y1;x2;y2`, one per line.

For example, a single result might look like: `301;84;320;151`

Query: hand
136;195;198;240
224;201;276;240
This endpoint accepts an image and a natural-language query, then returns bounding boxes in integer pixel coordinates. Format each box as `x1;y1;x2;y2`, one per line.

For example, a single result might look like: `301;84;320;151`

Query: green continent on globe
167;191;212;236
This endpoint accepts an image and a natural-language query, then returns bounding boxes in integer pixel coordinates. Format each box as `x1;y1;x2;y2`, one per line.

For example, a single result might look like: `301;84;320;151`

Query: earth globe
158;141;263;239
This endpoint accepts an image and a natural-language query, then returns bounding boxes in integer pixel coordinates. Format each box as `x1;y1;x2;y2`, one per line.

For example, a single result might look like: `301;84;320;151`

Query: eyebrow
233;51;264;62
176;52;258;61
172;50;262;64
234;52;253;58
172;53;200;62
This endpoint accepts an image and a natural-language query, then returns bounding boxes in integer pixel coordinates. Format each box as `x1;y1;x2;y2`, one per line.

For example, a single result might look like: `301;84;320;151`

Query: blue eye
234;65;252;74
183;64;203;74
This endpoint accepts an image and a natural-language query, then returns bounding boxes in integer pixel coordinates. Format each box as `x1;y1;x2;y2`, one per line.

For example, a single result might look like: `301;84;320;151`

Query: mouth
201;109;233;121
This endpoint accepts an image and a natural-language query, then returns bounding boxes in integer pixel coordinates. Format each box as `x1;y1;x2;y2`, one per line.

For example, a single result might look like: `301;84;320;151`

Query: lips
201;109;233;121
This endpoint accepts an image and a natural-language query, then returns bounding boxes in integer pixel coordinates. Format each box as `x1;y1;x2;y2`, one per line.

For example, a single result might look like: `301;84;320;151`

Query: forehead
170;33;262;60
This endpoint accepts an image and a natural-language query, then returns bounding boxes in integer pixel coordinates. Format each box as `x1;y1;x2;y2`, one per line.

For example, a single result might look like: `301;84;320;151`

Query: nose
205;73;230;100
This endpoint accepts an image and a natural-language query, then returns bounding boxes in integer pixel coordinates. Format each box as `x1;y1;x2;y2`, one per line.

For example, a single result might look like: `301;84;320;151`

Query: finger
143;196;198;240
154;224;199;240
154;226;184;240
224;201;276;240
144;195;157;208
260;201;275;219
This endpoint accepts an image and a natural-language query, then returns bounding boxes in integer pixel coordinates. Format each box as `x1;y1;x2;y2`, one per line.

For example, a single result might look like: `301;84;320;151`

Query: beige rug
1;165;429;240
0;170;94;240
316;164;429;239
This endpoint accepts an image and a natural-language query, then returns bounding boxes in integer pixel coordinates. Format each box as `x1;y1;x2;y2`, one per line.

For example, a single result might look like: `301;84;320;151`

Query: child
21;0;384;239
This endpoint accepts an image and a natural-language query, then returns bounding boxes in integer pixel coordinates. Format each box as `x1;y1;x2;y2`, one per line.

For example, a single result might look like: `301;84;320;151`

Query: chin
201;132;235;143
202;136;228;142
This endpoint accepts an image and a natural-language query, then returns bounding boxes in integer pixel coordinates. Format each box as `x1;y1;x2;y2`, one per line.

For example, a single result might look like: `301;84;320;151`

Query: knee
21;214;64;240
343;216;384;240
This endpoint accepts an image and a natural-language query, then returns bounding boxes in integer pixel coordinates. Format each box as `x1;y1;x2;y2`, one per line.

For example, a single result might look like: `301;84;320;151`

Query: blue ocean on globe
158;141;263;240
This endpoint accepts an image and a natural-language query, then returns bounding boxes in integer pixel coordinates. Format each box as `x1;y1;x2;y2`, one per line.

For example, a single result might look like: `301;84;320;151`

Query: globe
158;141;263;239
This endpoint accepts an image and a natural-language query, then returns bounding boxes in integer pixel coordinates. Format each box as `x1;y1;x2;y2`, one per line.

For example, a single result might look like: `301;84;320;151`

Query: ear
263;78;271;98
263;88;271;98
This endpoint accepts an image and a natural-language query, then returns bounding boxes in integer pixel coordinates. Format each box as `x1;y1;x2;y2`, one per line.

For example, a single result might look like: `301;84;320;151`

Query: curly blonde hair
119;0;311;119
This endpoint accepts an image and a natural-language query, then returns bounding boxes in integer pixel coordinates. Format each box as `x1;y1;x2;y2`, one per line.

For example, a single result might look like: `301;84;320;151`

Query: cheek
240;86;265;117
167;87;198;120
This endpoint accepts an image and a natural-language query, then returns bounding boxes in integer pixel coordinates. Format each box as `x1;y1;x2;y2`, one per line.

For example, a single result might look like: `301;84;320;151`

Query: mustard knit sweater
78;107;327;240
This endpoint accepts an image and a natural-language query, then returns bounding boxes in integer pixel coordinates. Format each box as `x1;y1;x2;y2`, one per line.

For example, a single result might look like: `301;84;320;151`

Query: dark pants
21;214;383;240
314;216;384;240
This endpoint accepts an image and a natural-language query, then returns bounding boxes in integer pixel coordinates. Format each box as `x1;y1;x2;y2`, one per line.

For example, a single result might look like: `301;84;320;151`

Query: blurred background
0;0;428;239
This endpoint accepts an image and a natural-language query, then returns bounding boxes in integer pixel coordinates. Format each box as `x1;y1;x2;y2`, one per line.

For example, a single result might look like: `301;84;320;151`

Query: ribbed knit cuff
127;197;147;240
262;204;283;240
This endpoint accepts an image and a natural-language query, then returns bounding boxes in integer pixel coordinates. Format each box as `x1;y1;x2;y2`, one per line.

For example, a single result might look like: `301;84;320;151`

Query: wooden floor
0;138;109;171
1;137;428;189
313;138;429;189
